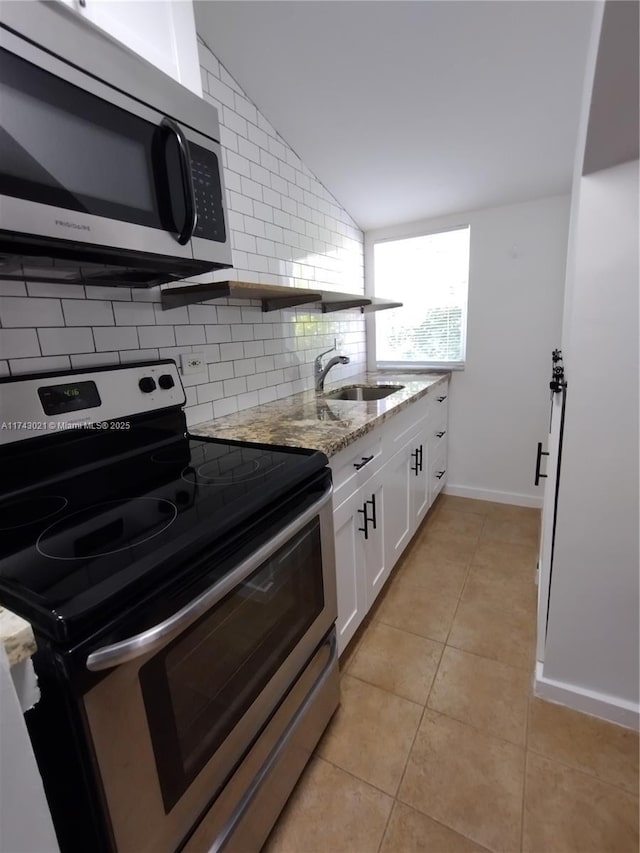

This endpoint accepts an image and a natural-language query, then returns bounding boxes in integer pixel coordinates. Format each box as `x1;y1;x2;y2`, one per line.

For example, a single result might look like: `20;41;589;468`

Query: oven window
139;518;325;812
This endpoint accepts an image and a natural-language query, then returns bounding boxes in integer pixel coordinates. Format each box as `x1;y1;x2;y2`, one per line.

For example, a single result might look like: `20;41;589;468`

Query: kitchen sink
324;384;404;401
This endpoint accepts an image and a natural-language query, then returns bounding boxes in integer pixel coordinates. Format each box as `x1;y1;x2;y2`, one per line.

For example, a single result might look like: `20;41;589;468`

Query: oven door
0;27;229;267
81;481;335;853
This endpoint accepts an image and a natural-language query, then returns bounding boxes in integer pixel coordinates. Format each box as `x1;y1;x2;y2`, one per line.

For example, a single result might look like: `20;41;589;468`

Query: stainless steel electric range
0;360;339;853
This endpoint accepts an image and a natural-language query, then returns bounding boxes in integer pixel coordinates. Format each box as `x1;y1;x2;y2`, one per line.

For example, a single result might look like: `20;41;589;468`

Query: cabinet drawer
331;431;384;504
429;423;448;456
383;397;429;453
431;452;448;502
431;385;449;424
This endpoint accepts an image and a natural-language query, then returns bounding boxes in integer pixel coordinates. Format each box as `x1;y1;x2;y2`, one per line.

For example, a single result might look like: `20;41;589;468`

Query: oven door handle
85;483;333;672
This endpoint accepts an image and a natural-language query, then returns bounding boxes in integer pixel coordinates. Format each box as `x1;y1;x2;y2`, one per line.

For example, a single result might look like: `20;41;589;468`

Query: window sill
375;362;465;372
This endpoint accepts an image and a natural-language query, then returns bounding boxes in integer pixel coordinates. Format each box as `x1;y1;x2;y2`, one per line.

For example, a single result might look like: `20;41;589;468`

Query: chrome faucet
314;346;350;392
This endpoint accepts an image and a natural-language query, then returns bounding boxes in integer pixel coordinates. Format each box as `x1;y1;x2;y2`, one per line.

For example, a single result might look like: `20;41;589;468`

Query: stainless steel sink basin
324;384;404;401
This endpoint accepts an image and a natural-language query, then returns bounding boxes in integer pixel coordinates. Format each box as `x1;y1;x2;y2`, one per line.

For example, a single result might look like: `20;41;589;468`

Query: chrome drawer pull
353;455;374;470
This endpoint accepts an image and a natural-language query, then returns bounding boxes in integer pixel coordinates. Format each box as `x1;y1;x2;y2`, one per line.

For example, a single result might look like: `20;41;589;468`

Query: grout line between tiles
524;745;640;798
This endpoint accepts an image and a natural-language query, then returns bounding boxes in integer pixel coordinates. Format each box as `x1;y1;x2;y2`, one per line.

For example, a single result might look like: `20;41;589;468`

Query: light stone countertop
190;371;450;456
0;607;37;668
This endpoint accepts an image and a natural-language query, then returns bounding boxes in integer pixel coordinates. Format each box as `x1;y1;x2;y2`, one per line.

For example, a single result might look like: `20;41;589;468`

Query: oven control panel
0;360;186;445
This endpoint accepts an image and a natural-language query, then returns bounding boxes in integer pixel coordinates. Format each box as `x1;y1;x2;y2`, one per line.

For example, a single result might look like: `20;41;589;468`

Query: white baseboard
443;483;543;509
534;661;640;730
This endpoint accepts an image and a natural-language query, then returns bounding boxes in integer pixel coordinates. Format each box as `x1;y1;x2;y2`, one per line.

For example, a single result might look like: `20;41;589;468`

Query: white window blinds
373;226;470;366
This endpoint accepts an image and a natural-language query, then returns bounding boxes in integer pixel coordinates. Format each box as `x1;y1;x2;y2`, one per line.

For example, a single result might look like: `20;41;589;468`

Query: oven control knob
158;374;175;390
139;376;156;393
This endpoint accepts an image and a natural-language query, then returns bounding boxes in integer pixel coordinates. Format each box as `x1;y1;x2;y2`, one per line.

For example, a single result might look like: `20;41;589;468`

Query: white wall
0;39;366;427
365;194;571;506
542;158;639;721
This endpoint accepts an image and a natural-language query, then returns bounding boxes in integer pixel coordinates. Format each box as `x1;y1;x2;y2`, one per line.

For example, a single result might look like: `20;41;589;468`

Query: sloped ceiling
194;1;595;230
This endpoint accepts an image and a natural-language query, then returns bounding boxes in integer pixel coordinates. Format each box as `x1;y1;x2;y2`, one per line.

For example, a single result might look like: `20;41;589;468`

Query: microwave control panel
190;145;227;244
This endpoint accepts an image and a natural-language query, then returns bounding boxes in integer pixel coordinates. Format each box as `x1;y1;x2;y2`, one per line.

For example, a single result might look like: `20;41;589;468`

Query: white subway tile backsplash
94;326;138;351
186;402;214;427
197;381;224;404
70;351;119;369
233;358;256;377
220;342;244;361
205;325;232;344
154;305;188;326
248;123;268;150
138;326;175;349
223;376;247;397
26;282;85;299
9;355;70;375
85;285;131;301
114;301;155;326
175;325;206;345
226;151;251;177
238;137;260;164
0;282;27;296
233;232;257;254
213;396;239;418
62;299;114;326
222;106;248;138
209;361;234;382
119;348;159;363
234;93;257;124
39;327;94;356
0;297;64;328
240;177;263;202
217;306;243;324
258;387;277;405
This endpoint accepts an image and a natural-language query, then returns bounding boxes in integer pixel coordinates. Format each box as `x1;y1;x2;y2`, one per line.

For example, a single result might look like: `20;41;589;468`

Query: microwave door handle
161;117;197;245
85;482;333;672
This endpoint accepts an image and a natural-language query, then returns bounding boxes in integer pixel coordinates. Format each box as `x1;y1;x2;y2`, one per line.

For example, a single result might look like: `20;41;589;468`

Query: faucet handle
314;345;335;367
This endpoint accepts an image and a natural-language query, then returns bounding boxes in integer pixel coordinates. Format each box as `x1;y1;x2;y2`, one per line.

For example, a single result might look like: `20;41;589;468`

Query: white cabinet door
383;441;415;571
360;470;388;608
333;489;367;655
54;0;202;95
410;418;431;528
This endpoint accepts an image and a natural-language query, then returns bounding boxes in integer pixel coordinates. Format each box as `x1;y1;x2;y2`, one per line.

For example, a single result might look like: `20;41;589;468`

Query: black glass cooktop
0;436;327;642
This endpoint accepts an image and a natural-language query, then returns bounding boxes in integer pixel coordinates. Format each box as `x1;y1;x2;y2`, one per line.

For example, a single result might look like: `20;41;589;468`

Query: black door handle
161;117;197;245
435;470;446;480
437;395;447;402
417;444;423;472
410;448;419;475
367;493;377;530
435;430;446;438
535;442;549;486
354;455;374;471
357;504;369;539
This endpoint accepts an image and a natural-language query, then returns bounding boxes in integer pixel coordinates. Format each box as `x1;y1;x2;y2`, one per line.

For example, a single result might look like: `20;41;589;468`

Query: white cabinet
333;487;368;652
332;380;450;654
54;0;202;95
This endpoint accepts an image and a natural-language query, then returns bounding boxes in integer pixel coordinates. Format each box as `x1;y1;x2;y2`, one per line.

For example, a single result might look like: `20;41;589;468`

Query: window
372;226;470;368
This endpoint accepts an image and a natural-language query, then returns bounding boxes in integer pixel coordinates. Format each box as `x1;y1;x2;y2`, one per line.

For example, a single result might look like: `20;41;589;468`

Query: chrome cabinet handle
86;483;333;671
161;117;197;245
353;455;374;471
435;430;446;438
435;470;446;480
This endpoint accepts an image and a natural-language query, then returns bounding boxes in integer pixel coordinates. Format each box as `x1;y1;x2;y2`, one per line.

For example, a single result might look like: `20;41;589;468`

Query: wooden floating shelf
161;280;322;312
362;297;403;313
161;279;402;314
319;290;371;313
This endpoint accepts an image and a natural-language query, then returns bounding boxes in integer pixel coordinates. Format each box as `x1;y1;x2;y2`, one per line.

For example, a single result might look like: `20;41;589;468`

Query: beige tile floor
264;495;640;853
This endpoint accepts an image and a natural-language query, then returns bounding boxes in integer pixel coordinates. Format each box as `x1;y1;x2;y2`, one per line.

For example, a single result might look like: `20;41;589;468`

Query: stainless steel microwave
0;2;232;288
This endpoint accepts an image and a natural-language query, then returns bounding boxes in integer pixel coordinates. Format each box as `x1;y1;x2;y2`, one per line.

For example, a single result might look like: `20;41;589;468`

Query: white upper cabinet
54;0;202;96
